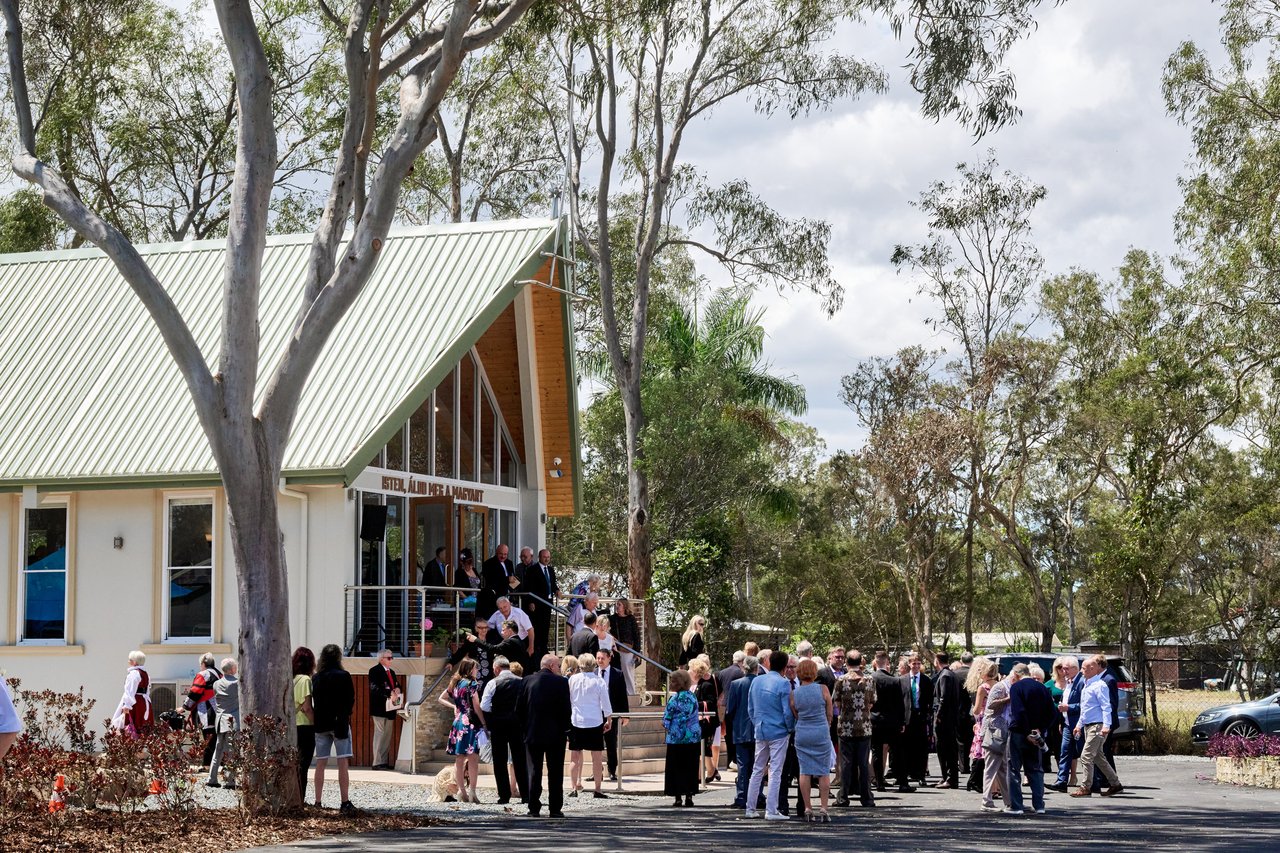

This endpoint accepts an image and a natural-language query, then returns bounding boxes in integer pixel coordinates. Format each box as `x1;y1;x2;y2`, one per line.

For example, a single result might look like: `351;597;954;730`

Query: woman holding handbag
980;662;1015;811
439;657;483;803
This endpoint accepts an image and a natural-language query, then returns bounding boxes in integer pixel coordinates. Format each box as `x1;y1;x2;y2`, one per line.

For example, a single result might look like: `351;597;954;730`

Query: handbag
981;721;1006;754
477;730;493;764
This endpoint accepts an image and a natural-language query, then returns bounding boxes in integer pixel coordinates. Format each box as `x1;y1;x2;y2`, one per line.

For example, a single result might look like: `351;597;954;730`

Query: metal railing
343;584;480;658
406;666;454;775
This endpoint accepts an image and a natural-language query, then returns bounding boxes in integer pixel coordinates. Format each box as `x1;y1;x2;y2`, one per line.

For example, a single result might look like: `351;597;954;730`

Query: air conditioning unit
150;681;181;714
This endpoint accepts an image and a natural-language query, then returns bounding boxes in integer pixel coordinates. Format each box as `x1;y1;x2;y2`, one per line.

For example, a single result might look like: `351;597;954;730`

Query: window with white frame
21;504;68;642
165;497;214;641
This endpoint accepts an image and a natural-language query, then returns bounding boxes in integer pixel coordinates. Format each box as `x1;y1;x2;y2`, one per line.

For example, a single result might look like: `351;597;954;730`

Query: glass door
460;505;488;569
409;496;454;586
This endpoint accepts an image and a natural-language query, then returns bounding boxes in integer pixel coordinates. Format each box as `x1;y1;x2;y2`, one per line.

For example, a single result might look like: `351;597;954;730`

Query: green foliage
652;539;733;629
0;188;62;252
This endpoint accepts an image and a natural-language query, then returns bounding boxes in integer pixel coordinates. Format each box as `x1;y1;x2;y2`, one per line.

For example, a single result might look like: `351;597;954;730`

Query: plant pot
1216;755;1280;788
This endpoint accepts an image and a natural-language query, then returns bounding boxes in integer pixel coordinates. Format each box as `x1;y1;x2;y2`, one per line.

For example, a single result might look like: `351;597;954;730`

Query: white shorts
315;731;353;760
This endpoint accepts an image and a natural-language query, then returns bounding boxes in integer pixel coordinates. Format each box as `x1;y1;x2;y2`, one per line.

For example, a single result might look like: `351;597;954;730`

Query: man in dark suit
568;612;600;656
932;652;963;788
1051;658;1084;793
481;656;526;804
1006;663;1056;814
520;548;559;667
871;650;913;793
904;654;934;784
716;651;746;770
424;546;449;587
517;654;571;818
469;619;529;673
367;650;401;770
479;543;515;621
598;649;629;781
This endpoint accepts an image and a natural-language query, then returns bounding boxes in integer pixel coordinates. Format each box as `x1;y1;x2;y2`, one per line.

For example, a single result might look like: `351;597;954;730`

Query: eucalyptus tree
1164;0;1280;368
542;0;1055;666
842;346;967;653
401;32;561;223
1044;251;1242;716
1;0;332;243
1;0;534;777
892;153;1045;647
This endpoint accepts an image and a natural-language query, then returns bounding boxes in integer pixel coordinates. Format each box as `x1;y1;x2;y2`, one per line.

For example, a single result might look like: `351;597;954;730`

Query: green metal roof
0;219;564;489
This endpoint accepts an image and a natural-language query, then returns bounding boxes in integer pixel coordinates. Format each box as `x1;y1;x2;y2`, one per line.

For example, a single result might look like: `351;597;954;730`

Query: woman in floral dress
438;658;485;803
663;669;702;807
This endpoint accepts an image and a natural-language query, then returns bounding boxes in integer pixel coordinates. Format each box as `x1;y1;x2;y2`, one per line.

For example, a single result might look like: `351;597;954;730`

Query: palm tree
653;289;808;417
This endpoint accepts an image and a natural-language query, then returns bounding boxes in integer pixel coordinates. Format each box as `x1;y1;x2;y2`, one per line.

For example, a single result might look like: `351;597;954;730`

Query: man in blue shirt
745;649;795;820
1071;655;1123;797
725;656;760;809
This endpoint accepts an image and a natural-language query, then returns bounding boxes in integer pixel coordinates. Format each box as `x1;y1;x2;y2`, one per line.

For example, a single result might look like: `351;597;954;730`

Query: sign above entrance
380;475;484;503
351;467;520;510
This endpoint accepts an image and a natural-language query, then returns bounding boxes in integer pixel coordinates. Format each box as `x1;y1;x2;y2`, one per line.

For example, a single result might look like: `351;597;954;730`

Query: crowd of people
698;640;1128;820
9;541;1127;822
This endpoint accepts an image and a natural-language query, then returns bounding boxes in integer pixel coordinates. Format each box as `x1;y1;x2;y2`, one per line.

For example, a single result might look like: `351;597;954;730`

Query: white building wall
0;483;356;724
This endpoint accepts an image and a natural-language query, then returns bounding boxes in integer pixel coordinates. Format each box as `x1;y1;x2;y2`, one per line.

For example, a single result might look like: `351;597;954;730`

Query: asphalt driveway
242;757;1280;852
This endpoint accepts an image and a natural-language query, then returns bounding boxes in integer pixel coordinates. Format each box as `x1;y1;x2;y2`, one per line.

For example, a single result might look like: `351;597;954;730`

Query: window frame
161;493;216;644
17;497;71;646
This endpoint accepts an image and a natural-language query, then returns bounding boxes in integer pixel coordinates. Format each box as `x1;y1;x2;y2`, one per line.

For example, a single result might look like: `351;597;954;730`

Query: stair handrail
406;665;455;775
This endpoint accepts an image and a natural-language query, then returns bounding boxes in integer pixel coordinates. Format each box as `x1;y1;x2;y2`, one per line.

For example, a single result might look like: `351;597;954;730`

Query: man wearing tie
479;543;515;621
598;649;629;782
904;654;934;784
521;548;559;668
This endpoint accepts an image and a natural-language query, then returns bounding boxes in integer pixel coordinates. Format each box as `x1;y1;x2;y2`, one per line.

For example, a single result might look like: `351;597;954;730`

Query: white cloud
679;1;1224;456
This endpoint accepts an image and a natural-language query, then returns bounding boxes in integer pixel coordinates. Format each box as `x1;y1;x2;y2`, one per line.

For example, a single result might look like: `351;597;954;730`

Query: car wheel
1224;719;1262;739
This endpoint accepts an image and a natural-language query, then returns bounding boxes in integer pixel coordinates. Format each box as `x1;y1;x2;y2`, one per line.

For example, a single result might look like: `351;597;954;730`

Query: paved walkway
244;757;1280;852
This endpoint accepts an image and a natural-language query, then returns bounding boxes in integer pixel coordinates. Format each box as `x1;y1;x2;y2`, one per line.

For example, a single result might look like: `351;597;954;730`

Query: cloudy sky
678;1;1225;455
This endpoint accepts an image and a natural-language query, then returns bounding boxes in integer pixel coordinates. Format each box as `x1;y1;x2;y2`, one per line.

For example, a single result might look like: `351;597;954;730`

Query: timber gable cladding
0;219;580;515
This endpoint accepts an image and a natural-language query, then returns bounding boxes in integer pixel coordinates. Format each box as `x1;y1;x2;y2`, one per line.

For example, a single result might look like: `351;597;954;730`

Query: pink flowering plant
1206;733;1280;759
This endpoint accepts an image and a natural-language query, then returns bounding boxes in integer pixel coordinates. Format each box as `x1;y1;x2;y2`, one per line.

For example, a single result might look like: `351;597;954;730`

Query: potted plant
1208;733;1280;788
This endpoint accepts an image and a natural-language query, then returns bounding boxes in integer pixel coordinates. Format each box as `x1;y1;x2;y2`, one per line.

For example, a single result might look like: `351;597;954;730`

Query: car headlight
1195;711;1223;724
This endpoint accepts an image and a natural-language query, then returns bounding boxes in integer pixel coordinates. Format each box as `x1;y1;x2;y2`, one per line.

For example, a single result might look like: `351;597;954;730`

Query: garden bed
0;804;438;852
1208;733;1280;788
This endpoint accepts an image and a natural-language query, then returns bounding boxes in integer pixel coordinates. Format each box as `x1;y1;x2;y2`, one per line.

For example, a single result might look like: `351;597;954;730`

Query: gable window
21;504;68;642
165;497;214;641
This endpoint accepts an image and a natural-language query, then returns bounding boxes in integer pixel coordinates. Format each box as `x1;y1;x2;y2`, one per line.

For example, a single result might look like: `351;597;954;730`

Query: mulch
1;806;440;852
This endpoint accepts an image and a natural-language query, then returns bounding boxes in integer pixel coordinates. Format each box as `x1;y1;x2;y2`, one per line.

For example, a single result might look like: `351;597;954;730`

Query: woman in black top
454;550;482;592
311;644;356;812
678;615;706;667
610;600;641;692
690;658;721;782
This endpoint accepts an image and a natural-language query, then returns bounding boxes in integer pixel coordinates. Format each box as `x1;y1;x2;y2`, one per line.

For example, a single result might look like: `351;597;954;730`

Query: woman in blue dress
438;657;484;803
790;658;835;821
662;669;702;807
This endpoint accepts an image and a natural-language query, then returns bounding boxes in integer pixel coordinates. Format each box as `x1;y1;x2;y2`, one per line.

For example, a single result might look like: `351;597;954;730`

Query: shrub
1206;733;1280;759
223;715;300;817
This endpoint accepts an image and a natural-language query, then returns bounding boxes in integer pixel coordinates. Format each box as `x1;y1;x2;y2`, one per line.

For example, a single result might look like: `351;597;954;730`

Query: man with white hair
716;650;747;769
207;659;240;789
489;596;536;659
